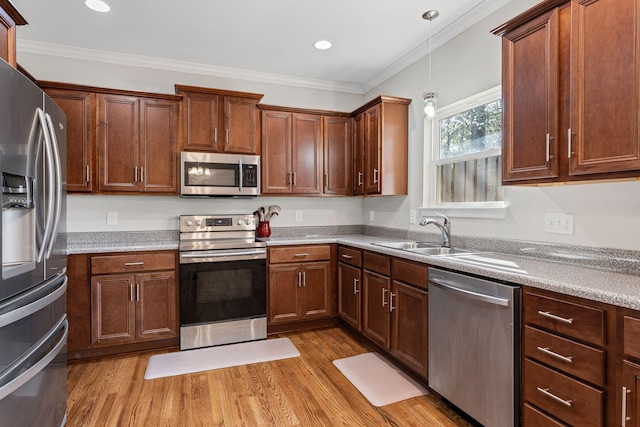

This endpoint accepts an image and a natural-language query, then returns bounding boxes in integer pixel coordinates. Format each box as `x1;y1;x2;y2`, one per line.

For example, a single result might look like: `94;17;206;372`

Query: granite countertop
65;230;640;310
262;234;640;311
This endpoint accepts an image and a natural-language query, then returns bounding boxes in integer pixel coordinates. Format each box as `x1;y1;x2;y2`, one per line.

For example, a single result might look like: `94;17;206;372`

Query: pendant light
422;10;439;118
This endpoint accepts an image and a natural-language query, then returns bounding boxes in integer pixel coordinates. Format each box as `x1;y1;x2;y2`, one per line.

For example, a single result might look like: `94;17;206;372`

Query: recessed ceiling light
313;40;332;50
85;0;110;12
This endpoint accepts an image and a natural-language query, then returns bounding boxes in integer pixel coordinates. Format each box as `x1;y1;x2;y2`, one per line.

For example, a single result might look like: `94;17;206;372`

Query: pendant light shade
423;10;439;118
424;92;438;118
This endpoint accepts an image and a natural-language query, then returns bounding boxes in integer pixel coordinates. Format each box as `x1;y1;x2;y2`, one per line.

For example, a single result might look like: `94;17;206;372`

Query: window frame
421;86;507;219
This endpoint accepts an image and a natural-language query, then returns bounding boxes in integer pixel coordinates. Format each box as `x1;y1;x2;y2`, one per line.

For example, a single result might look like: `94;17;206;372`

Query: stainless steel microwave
180;152;260;198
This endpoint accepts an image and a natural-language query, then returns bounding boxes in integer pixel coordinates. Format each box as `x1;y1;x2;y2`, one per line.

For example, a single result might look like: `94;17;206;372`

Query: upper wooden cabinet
495;0;640;185
40;84;95;192
98;93;179;194
0;0;26;68
175;85;263;155
323;115;352;196
260;106;327;195
351;96;411;196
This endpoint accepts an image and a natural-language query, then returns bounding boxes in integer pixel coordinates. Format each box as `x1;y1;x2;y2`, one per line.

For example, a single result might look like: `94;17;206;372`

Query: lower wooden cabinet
337;246;363;330
91;270;177;346
66;250;179;360
344;248;429;380
267;245;337;331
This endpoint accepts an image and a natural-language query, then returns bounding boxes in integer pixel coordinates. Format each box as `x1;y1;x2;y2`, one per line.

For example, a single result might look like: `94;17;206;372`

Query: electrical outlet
295;211;302;222
369;210;375;222
544;213;574;235
409;210;417;224
107;212;118;226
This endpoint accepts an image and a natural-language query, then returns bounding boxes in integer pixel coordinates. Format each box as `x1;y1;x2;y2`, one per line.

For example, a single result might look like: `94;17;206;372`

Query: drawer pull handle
622;386;631;426
537;310;573;324
124;262;145;266
382;287;388;307
353;278;359;294
341;254;353;259
537;387;572;407
537;347;573;363
294;253;310;257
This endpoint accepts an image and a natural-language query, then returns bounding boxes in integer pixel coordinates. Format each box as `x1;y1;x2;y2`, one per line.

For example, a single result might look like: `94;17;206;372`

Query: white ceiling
11;0;511;93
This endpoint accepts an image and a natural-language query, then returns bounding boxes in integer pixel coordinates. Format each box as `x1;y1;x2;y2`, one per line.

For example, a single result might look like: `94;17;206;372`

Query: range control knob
245;218;252;225
196;219;202;227
185;219;193;227
237;219;243;226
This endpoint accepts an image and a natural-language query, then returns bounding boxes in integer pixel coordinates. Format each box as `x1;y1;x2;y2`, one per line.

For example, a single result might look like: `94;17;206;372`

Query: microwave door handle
36;108;55;263
44;113;62;258
238;158;243;193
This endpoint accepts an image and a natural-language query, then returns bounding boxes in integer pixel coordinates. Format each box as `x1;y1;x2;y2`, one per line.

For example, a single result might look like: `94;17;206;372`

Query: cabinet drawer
392;258;428;290
363;251;390;276
524;326;604;386
91;252;176;274
623;315;640;359
338;246;362;267
523;403;568;427
269;245;331;264
524;291;604;346
524;359;602;427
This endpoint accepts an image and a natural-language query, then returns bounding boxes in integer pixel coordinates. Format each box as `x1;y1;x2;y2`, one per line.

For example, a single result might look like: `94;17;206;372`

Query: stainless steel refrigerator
0;58;67;426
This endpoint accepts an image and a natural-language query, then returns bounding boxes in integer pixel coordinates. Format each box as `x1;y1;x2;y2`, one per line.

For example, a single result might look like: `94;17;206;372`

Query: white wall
18;0;640;251
363;0;640;251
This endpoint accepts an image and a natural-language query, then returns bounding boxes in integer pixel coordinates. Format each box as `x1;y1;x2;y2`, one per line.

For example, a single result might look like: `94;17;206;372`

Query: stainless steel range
179;214;267;350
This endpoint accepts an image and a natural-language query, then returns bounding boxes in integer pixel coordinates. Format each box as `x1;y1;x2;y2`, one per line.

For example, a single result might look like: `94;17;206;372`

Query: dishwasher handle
429;277;511;307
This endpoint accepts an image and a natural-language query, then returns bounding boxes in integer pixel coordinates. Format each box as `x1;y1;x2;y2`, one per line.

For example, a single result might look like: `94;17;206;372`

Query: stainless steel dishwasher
428;267;521;427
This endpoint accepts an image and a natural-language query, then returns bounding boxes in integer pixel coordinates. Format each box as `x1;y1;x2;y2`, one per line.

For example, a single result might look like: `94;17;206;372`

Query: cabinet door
569;0;640;175
98;94;139;192
0;6;16;67
622;360;640;427
181;91;220;152
91;274;135;346
364;105;381;194
139;98;178;193
391;281;428;379
223;96;260;154
261;110;292;193
323;116;352;195
338;262;361;330
502;9;560;182
292;113;322;194
362;270;390;348
46;89;94;193
301;261;332;320
268;263;301;324
352;113;365;196
136;271;178;340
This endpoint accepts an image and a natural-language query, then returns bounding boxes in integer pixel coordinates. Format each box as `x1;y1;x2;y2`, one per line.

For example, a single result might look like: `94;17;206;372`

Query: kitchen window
422;86;506;219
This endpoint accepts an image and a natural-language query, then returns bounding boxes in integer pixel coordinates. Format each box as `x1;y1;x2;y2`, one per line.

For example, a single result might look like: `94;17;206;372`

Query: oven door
179;252;266;349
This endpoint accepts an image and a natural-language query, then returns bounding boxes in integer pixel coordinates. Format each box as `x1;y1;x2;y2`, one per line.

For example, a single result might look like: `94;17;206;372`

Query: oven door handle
181;249;266;259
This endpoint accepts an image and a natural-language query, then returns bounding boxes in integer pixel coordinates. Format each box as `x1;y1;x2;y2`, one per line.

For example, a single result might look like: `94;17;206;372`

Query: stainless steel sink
406;246;475;256
372;241;439;250
372;241;476;256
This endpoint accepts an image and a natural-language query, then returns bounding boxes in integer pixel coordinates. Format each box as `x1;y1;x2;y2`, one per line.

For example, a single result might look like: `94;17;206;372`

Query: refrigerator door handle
0;275;67;328
0;315;68;400
44;113;62;258
35;108;55;263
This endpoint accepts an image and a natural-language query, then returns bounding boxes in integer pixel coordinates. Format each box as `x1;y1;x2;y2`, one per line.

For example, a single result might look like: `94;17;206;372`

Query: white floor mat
144;338;300;380
333;352;429;407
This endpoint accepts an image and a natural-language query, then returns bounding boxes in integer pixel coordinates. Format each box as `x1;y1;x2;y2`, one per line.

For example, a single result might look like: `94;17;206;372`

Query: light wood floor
66;327;473;426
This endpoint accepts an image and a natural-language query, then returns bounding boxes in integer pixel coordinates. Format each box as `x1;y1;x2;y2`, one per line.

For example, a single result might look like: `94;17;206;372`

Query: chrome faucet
419;213;451;247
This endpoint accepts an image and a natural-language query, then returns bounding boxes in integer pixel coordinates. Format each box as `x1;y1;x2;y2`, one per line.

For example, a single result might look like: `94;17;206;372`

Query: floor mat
333;352;429;407
144;338;300;380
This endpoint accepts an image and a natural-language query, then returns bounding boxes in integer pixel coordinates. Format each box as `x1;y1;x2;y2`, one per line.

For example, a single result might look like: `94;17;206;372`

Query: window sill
418;205;507;219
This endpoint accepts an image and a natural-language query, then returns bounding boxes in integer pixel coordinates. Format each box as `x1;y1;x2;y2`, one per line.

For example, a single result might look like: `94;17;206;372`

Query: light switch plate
409;210;416;224
295;211;302;222
369;210;375;222
545;213;574;235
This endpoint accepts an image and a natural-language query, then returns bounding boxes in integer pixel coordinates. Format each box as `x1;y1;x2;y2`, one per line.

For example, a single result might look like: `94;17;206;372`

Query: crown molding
362;0;513;92
17;40;365;94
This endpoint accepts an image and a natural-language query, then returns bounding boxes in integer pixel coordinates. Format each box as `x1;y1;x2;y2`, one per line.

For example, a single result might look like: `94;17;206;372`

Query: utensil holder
257;221;271;238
